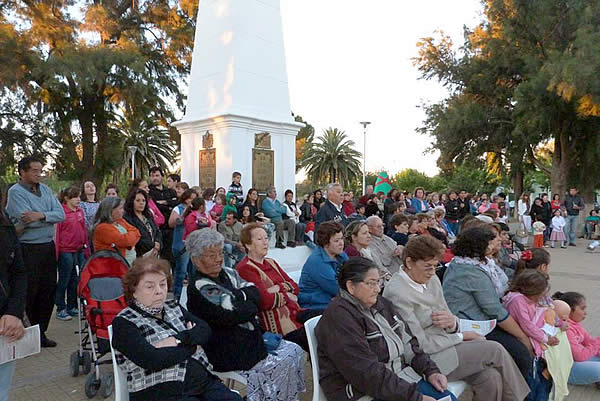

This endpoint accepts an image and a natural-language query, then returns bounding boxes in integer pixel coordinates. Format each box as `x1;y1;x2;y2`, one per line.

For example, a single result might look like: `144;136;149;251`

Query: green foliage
414;0;600;198
392;169;438;193
0;0;194;184
300;128;362;187
293;113;315;172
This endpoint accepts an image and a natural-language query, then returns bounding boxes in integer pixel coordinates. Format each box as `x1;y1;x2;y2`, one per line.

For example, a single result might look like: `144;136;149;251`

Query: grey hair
266;186;276;194
326;182;342;195
365;215;381;226
92;197;123;237
185;228;224;258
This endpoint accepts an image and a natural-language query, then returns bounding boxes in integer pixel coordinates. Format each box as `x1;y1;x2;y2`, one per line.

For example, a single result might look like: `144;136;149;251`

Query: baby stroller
70;250;129;399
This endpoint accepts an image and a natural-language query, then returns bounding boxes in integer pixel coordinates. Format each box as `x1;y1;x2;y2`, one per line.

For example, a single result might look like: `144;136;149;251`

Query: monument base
175;114;302;199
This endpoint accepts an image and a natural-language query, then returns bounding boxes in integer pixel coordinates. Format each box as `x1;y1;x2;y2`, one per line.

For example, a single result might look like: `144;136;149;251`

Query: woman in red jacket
236;223;320;351
54;187;89;321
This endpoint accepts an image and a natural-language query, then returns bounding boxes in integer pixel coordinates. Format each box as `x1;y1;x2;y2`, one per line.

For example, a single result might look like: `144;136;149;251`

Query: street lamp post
359;121;371;195
128;146;138;180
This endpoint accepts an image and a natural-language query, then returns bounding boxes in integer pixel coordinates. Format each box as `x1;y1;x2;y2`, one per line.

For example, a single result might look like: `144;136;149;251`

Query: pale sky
280;0;483;177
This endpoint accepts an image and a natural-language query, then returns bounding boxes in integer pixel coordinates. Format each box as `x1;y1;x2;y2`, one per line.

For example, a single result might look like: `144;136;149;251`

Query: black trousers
486;326;533;380
283;309;324;352
22;242;57;334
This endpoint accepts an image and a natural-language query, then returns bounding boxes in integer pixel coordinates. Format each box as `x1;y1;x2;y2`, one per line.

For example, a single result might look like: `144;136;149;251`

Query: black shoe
275;242;286;249
41;335;57;348
287;241;296;248
569;243;577;247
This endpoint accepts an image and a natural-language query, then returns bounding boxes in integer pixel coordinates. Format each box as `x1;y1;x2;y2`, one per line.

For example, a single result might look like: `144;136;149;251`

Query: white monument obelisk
174;0;302;198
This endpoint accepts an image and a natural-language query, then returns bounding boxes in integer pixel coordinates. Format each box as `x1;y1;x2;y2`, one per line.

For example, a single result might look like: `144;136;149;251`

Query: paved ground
9;238;600;401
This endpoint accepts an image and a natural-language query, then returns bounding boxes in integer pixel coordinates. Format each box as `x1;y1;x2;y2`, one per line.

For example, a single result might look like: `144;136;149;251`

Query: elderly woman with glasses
185;228;306;401
383;236;529;401
111;258;242;401
316;257;457;401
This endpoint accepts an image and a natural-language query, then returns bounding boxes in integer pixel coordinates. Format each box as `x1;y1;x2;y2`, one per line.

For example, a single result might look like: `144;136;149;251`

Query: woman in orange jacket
92;197;140;266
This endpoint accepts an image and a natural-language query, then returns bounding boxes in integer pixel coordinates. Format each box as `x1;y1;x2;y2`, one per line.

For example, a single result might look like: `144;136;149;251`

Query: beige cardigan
383;271;461;375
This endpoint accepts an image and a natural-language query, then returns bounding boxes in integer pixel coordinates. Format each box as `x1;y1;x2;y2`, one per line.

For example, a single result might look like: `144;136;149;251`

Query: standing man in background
148;167;178;262
6;156;65;348
564;186;585;246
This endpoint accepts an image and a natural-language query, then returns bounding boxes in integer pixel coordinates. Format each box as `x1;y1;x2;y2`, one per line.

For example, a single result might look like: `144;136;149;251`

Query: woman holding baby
383;235;530;401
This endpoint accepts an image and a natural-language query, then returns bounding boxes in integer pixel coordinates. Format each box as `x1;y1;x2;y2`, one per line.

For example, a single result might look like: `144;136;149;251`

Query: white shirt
399;269;427;294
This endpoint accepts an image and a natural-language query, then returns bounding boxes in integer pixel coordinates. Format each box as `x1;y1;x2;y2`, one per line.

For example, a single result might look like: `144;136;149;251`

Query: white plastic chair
179;285;188;309
287;270;301;284
108;325;129;401
304;316;468;400
304;316;329;401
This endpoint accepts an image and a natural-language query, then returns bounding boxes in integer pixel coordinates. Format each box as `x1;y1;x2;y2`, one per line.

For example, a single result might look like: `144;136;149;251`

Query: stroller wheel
100;372;114;398
84;372;100;398
82;351;92;374
69;351;80;377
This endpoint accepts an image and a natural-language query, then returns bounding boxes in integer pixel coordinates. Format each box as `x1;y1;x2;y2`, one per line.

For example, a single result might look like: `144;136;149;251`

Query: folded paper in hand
0;325;40;365
459;319;496;336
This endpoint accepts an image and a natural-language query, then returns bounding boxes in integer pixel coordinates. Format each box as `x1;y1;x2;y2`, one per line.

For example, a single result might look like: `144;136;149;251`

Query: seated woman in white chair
382;235;530;401
315;256;457;401
185;228;306;401
111;257;241;401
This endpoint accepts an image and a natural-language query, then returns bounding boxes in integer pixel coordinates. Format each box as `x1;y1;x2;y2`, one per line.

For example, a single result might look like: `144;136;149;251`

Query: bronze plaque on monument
199;148;216;190
252;149;274;194
254;132;271;149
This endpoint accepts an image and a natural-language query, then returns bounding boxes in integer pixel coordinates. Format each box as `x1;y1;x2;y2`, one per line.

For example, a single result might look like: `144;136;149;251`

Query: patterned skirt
550;230;566;241
239;340;306;401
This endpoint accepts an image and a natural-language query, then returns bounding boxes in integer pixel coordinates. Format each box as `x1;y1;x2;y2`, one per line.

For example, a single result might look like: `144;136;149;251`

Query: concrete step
266;245;312;274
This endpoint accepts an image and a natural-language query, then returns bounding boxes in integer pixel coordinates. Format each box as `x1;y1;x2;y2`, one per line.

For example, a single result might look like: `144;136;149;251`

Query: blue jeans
569;355;600;385
55;250;84;311
446;220;459;237
173;251;189;300
374;379;457;401
566;215;579;244
0;360;15;401
223;243;246;268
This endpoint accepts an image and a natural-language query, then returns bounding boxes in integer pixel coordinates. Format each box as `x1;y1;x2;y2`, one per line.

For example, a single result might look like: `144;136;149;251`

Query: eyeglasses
201;251;224;259
362;279;384;289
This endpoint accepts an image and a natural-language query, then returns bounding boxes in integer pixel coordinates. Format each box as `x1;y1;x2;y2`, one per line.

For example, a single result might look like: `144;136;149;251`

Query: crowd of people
1;155;600;401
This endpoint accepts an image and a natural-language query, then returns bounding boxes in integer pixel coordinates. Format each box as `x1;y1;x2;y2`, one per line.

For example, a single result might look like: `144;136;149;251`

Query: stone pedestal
174;0;302;198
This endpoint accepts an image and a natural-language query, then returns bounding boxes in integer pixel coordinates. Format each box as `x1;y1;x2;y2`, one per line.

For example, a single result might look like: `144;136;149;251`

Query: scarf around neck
133;298;164;316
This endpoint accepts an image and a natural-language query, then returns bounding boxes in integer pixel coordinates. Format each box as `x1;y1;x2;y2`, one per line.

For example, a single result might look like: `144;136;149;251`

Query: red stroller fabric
78;250;129;340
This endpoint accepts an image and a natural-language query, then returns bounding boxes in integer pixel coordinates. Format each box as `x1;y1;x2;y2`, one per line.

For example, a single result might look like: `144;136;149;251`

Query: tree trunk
512;168;524;219
550;127;571;198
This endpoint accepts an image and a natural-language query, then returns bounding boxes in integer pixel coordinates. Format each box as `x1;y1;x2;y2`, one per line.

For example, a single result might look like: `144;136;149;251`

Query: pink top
502;291;548;357
566;318;600;362
148;198;165;227
210;204;224;222
478;204;491;214
55;204;89;256
183;210;214;239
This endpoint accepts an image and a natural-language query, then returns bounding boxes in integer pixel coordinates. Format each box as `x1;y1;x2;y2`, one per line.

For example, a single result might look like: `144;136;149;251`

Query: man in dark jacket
541;193;552;241
315;183;349;229
148;167;178;261
564;186;585;246
0;201;27;399
444;191;460;235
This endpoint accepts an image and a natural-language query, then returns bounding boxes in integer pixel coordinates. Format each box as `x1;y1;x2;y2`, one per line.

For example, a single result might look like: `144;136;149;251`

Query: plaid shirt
114;299;212;394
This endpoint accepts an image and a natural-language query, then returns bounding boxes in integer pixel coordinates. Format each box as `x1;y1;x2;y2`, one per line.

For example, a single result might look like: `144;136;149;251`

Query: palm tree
300;127;362;187
113;112;178;179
